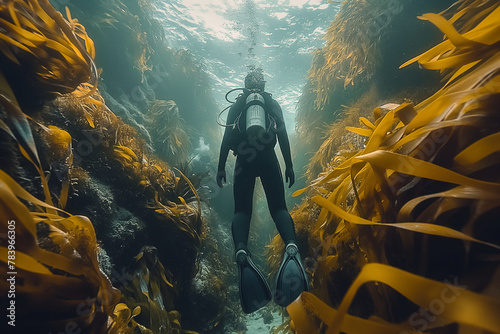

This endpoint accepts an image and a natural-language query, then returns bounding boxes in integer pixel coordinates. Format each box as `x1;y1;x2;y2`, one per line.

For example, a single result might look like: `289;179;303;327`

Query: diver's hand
285;167;295;188
216;170;226;188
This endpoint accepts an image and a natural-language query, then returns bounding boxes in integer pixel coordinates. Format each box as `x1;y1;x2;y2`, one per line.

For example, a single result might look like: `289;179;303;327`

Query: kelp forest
1;0;500;334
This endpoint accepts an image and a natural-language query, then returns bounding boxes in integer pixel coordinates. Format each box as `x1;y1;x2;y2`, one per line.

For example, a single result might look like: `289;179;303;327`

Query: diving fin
236;249;272;314
274;243;309;307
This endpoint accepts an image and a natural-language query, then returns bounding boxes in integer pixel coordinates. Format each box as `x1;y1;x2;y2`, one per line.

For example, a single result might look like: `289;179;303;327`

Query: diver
216;67;309;314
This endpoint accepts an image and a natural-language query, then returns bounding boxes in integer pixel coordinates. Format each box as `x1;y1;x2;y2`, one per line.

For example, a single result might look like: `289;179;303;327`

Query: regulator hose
217;88;247;127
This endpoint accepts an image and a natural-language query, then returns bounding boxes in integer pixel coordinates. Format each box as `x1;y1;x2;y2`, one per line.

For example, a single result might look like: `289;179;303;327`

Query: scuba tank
218;88;277;152
245;93;266;136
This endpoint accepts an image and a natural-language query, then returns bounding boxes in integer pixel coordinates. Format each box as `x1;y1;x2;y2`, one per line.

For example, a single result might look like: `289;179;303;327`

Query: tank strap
234;113;242;132
267;114;277;132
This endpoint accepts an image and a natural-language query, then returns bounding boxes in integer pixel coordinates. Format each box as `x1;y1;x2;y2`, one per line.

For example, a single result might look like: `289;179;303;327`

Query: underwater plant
0;0;97;100
0;169;120;333
308;0;382;107
108;246;199;334
0;2;207;333
0;0;100;210
146;100;191;167
1;32;120;328
275;1;500;333
295;0;387;148
303;87;380;182
113;144;202;251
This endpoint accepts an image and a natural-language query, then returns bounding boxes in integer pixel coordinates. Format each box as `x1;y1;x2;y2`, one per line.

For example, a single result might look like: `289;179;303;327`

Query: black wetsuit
218;91;296;253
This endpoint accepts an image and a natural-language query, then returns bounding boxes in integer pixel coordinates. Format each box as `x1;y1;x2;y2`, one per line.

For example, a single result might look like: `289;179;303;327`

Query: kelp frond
0;70;74;209
0;169;120;332
147;100;191;166
304;102;373;182
113;145;202;248
296;0;389;149
110;246;199;334
0;2;204;333
287;1;500;333
308;0;384;109
0;0;97;97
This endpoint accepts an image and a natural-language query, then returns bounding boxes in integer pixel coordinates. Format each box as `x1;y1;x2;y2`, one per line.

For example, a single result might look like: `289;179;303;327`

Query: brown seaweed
283;1;500;333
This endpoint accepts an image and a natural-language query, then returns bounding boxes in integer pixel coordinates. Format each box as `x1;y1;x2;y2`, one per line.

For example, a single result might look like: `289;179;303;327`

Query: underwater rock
69;177;148;268
178;257;227;332
262;309;274;324
174;205;244;333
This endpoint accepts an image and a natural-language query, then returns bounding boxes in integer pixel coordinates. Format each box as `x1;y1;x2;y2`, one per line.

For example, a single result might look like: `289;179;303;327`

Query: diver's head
244;67;265;92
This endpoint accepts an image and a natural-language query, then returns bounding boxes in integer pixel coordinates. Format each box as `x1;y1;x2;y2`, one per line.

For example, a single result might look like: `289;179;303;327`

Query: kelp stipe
284;1;500;333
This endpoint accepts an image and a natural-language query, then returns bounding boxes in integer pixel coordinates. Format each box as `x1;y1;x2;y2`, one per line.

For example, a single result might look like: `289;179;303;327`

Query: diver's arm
274;101;295;187
217;128;230;187
278;127;293;169
217;104;238;187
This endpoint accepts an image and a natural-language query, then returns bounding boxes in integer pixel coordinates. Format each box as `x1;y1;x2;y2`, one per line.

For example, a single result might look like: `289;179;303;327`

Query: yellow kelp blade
293;165;352;197
288;292;421;334
400;4;500;71
0;71;40;164
443;59;480;87
312;195;500;250
363;110;394;153
418;13;486;49
292;187;309;197
115;145;139;160
398;186;500;221
454;132;500;166
345;126;372;137
45;126;73;208
325;263;500;334
356;150;500;193
392;115;482;151
174;167;201;214
359;116;375;129
0;170;89;276
0;246;51;275
0;169;67;216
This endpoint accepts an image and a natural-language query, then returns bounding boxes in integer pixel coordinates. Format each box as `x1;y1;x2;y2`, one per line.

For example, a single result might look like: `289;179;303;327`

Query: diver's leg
260;150;308;306
260;150;296;245
233;160;271;313
232;159;256;252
